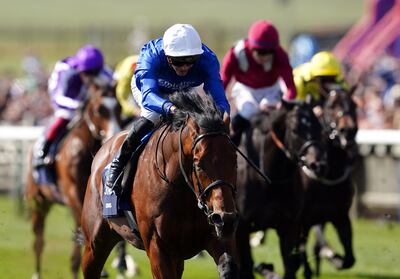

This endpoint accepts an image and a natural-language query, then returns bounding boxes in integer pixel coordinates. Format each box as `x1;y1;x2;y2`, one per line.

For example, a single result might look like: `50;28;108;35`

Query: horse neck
263;131;297;180
325;140;353;178
68;118;101;152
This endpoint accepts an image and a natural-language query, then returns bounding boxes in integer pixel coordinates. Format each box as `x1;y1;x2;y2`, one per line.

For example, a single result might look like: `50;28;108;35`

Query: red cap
248;20;279;50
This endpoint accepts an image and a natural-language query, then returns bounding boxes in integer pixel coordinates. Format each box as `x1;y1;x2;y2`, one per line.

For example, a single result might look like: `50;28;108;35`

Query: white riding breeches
232;81;282;120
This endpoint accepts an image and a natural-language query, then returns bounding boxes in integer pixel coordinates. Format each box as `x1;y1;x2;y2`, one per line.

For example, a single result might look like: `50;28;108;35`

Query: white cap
162;24;204;57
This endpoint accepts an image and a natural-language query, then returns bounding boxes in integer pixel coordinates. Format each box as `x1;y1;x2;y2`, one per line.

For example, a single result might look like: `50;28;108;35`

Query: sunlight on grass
0;195;399;278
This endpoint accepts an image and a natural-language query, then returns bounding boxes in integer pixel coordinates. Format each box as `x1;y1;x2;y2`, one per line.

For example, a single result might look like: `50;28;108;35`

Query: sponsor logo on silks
105;203;113;208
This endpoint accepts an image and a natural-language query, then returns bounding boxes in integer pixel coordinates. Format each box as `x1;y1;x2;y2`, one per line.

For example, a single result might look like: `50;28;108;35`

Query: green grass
0;0;364;74
0;195;399;278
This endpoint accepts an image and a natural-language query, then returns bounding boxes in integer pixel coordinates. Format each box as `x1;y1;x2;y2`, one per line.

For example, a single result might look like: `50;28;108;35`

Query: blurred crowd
1;47;400;130
352;54;400;129
0;54;53;126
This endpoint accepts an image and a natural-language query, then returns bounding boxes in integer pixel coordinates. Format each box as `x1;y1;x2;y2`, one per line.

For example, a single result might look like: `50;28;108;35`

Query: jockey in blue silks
104;24;230;216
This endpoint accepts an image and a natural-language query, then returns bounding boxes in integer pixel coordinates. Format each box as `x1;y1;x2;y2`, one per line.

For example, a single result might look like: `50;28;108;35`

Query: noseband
178;125;236;217
271;130;321;168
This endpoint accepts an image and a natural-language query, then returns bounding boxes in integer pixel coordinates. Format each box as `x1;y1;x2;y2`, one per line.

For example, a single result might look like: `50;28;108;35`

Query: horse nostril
309;162;318;171
209;213;224;227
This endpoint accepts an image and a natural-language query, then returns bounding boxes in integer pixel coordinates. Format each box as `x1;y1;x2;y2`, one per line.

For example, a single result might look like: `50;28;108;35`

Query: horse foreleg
298;228;312;279
235;221;255;279
147;236;183;279
112;241;139;278
71;228;82;279
82;232;118;279
278;228;301;279
331;216;355;269
31;201;51;279
313;224;328;277
206;238;239;279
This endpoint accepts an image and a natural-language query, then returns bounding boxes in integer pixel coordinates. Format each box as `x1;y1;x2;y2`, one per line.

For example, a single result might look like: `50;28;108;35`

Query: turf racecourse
0;195;399;279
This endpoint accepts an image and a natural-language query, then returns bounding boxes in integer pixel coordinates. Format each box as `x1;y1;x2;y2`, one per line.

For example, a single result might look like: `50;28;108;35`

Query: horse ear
223;111;230;131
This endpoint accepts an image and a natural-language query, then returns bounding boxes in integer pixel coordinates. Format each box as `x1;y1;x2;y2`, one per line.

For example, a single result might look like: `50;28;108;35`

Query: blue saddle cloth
102;131;153;218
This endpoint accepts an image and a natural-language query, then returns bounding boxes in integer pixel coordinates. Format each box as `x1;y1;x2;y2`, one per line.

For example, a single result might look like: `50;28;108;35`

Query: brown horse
25;81;122;279
299;88;358;278
81;90;239;279
234;101;326;279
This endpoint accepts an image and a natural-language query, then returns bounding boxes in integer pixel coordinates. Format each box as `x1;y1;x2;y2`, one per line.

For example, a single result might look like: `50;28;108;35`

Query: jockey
221;20;296;145
113;55;140;121
34;45;113;166
103;23;230;215
294;51;348;107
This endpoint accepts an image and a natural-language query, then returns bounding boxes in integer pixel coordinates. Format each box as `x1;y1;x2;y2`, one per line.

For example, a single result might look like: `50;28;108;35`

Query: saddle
101;131;153;236
32;128;70;186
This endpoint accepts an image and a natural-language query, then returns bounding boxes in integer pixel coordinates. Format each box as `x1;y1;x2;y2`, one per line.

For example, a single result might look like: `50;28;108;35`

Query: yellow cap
309;51;342;77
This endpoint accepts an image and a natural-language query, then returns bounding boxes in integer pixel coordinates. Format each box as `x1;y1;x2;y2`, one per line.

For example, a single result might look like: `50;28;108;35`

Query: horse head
169;90;238;238
83;80;122;142
273;101;327;177
322;88;358;149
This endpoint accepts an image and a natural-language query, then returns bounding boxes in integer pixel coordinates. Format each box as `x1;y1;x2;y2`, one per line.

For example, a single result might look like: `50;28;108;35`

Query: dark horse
25;81;122;279
299;88;358;278
81;90;239;279
235;102;326;279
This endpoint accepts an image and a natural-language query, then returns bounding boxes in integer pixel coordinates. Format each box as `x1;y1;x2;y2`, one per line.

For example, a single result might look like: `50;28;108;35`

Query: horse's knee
217;253;239;279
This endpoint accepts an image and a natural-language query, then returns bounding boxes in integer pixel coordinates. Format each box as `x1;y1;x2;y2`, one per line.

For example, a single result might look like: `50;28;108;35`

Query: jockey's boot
230;113;250;146
103;116;154;218
33;136;52;167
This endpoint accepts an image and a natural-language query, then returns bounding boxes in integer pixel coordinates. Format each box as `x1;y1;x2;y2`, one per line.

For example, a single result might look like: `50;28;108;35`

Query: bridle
154;120;271;220
322;91;357;148
271;130;323;170
83;110;106;141
177;125;236;218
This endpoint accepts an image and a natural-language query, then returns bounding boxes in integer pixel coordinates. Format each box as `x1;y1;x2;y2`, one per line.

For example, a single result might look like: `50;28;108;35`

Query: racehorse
81;90;239;279
299;88;358;278
25;80;122;279
235;101;326;279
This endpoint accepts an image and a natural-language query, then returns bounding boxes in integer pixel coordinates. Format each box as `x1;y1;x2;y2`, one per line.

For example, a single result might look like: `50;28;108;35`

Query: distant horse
299;88;358;278
81;90;239;279
25;81;122;279
235;102;326;279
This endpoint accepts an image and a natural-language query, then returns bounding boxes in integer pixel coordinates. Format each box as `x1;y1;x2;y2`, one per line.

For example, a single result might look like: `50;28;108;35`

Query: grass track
0;195;399;278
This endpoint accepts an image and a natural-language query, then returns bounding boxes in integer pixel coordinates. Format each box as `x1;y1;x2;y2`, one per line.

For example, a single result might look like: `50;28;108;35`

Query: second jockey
34;45;113;167
221;20;297;145
103;23;230;217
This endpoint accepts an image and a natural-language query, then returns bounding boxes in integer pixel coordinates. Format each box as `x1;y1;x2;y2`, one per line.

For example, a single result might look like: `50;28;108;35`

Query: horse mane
168;89;224;132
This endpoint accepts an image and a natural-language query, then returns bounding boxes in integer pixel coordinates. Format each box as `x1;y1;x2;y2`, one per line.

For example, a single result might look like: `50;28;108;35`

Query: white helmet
163;24;204;57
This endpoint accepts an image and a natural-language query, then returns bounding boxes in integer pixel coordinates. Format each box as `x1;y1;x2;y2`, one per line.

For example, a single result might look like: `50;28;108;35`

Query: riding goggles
167;55;201;67
252;48;274;56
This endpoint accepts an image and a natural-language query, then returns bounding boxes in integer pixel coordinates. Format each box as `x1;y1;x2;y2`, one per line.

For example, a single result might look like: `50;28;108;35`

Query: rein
271;130;320;168
301;164;353;186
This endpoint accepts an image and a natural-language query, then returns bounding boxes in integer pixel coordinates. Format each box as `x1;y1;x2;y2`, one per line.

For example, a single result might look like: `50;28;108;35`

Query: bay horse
25;81;122;279
299;88;358;278
81;90;239;279
235;101;326;279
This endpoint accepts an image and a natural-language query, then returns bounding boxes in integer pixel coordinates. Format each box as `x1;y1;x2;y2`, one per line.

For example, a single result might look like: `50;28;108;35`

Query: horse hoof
125;255;140;277
100;269;109;278
340;256;355;269
31;273;40;279
250;231;265;247
330;254;344;269
254;263;281;279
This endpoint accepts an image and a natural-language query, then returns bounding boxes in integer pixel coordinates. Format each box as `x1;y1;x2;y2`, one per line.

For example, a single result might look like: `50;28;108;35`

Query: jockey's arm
276;47;297;100
135;52;173;115
220;48;238;90
203;55;231;115
135;71;173;115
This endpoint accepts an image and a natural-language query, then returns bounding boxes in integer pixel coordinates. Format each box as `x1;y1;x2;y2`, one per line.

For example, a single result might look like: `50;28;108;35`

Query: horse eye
97;105;109;117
